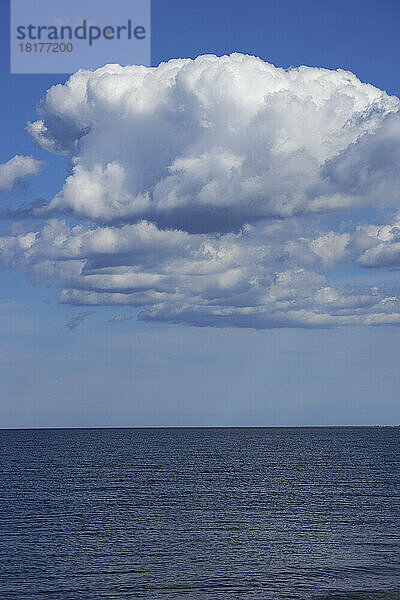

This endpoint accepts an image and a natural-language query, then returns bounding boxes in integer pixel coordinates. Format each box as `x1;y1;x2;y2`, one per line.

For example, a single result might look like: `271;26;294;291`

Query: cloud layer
1;54;400;329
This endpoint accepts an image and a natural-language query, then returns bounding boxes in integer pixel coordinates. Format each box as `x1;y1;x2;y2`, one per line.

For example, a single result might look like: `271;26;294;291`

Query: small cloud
0;155;44;192
65;310;95;330
108;314;133;323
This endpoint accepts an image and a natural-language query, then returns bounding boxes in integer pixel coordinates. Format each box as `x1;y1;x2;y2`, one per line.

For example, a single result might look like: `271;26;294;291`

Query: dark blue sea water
0;427;399;600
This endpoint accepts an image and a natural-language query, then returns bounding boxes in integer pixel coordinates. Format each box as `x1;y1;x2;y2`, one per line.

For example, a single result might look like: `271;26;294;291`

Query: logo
11;0;151;74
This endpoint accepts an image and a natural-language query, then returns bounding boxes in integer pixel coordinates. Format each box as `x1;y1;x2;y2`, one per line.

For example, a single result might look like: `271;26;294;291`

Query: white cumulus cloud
28;54;400;230
0;155;43;192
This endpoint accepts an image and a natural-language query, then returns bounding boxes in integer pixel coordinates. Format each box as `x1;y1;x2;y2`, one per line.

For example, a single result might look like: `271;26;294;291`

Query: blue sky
1;0;400;428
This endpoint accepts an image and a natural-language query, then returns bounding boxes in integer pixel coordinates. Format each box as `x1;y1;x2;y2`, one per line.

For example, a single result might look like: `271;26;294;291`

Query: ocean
1;427;399;599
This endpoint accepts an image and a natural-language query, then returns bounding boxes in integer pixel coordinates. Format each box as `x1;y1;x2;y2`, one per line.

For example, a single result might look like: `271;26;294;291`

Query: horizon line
1;424;399;431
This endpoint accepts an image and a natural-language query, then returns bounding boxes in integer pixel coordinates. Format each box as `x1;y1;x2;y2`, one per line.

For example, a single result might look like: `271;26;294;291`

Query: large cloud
28;54;400;231
1;54;400;329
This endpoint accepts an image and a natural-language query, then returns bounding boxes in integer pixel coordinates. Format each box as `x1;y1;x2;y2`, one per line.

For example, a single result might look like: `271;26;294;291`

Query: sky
1;0;400;428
